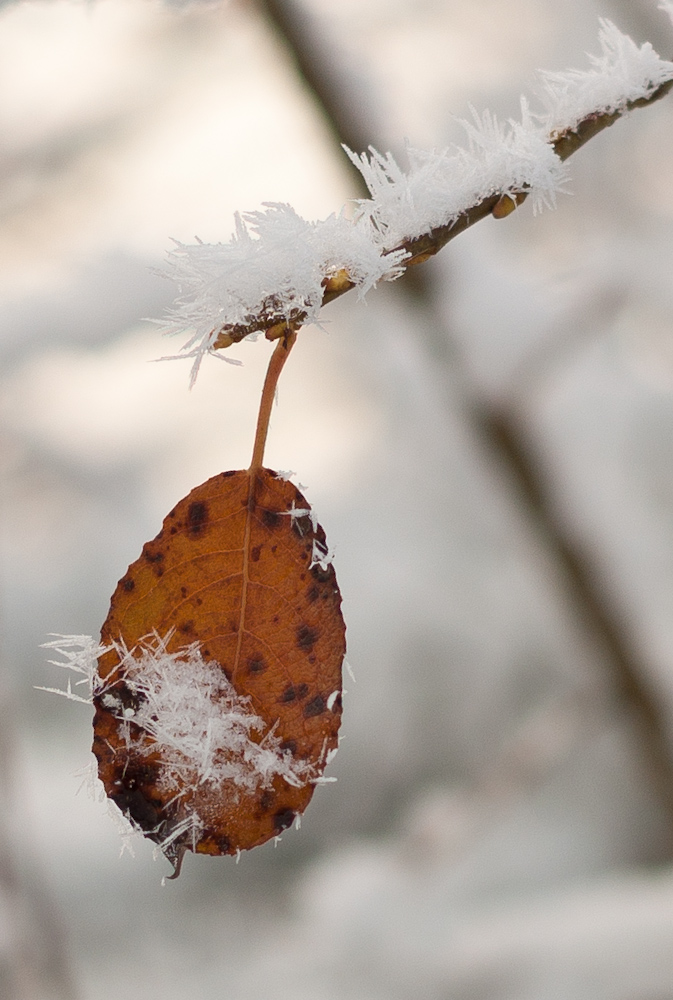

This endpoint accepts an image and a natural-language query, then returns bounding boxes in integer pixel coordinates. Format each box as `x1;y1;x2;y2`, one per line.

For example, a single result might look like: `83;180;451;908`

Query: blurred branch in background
256;0;673;853
257;0;370;196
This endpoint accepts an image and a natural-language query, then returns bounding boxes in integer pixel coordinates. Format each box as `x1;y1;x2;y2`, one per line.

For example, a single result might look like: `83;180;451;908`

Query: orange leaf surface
94;468;345;872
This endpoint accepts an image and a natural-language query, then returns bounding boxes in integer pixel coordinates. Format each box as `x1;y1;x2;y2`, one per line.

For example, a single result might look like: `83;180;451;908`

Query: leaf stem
249;329;298;472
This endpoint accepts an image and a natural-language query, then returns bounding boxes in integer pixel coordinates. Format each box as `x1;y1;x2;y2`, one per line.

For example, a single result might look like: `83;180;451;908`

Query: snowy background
2;1;673;997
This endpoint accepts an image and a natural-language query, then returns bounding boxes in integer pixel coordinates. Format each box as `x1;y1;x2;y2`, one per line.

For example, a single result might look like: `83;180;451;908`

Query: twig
210;70;673;347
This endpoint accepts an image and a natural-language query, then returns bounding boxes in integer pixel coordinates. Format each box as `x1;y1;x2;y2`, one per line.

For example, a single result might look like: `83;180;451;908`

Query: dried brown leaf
94;468;345;871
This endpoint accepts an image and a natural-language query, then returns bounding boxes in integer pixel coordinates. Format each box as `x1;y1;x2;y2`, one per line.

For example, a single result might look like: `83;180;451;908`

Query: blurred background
2;0;673;997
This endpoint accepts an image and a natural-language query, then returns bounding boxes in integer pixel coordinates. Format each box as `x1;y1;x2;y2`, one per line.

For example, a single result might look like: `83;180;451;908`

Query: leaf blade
94;468;345;867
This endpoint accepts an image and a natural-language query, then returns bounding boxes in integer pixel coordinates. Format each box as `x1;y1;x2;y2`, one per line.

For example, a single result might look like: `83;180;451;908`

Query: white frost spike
42;632;314;797
346;103;567;248
163;203;407;384
326;690;341;712
538;20;673;133
41;634;105;695
158;17;673;382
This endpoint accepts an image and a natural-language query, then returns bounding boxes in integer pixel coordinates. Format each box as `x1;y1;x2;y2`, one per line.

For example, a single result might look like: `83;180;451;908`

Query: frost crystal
538;20;673;133
163;204;407;383
160;17;673;381
43;633;313;798
347;102;567;248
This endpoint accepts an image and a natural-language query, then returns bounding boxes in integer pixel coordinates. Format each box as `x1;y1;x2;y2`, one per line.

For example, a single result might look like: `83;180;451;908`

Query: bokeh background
2;1;673;997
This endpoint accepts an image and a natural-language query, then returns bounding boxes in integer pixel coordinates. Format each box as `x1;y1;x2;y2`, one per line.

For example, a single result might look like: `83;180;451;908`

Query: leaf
94;468;345;872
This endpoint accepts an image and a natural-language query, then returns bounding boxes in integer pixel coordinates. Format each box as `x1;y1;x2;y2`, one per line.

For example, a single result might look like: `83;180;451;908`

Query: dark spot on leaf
120;761;159;787
179;620;195;635
291;515;312;538
296;624;319;651
217;834;232;853
313;524;328;546
259;790;274;812
113;682;144;714
122;577;135;592
278;683;308;703
273;809;295;833
221;470;236;478
196;597;203;606
279;739;297;755
180;586;188;598
306;585;319;603
188;501;209;533
311;563;333;583
168;508;176;518
111;787;159;831
308;655;316;665
202;649;210;657
251;545;262;562
170;526;178;535
271;545;277;553
110;761;162;832
143;548;164;576
247;655;267;674
304;694;326;718
262;509;281;530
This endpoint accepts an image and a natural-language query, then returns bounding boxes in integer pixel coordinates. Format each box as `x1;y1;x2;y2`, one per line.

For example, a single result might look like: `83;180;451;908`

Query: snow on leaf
92;468;345;874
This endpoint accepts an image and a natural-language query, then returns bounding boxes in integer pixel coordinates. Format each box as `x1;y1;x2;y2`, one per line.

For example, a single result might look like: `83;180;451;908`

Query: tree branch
211;76;673;350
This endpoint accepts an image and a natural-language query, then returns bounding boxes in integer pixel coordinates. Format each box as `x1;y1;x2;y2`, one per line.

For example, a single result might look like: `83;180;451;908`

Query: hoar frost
162;18;673;382
42;633;314;799
538;19;673;133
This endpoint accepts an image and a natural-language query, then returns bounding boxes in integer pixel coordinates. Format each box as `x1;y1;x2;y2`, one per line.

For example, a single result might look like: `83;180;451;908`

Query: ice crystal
42;632;313;798
347;101;567;248
160;17;673;381
538;20;673;133
163;204;408;383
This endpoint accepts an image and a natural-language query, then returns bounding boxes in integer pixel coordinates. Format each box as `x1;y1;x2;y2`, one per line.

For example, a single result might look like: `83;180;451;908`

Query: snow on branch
346;103;567;250
163;206;408;384
539;19;673;133
161;18;673;381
